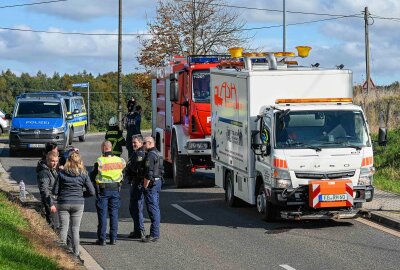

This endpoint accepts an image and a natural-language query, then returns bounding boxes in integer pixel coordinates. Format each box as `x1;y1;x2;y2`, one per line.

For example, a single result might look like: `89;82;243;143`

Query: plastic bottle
19;180;26;200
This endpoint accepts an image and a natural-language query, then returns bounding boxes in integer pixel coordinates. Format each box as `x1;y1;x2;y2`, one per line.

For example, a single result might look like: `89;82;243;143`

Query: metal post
117;0;123;129
87;82;90;131
364;6;370;94
283;0;286;52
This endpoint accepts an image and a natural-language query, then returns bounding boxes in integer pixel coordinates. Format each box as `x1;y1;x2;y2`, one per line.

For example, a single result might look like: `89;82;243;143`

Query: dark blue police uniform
143;147;163;240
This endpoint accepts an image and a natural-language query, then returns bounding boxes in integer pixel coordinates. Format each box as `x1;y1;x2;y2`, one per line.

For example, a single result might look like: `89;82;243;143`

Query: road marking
171;204;203;221
280;264;296;270
356;217;400;238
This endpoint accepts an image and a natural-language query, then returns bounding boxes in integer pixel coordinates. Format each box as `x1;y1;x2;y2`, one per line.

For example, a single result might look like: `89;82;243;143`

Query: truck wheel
225;171;238;207
257;184;277;222
79;126;86;142
172;141;191;188
68;129;73;145
163;161;173;178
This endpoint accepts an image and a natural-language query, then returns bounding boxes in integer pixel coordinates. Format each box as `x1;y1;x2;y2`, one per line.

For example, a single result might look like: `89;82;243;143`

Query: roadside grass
0;193;83;270
373;129;400;194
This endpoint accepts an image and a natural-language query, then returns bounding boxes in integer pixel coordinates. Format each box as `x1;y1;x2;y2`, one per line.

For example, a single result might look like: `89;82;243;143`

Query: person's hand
50;205;57;213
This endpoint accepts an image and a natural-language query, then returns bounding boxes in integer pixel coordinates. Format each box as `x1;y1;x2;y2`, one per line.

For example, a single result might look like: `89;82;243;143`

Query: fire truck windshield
192;70;210;103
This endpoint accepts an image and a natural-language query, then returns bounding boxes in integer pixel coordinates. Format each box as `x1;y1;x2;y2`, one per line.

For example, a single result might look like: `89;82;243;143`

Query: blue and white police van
8;92;72;156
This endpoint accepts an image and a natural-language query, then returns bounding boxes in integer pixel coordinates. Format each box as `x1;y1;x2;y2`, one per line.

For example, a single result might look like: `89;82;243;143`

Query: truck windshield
274;110;370;149
15;102;62;118
192;70;210;103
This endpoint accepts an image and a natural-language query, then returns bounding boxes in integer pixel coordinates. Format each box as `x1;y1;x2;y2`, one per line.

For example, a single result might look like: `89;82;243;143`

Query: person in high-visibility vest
90;140;126;246
105;116;126;157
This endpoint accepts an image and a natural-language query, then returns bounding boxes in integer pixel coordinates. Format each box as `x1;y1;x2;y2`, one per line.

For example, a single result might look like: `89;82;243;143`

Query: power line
0;0;68;9
0;26;151;36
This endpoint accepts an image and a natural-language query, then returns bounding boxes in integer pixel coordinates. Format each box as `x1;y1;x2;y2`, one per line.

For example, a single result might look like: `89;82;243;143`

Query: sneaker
128;231;141;239
142;235;159;243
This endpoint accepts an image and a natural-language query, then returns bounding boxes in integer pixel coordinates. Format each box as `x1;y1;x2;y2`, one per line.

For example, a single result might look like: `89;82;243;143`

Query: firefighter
91;140;126;245
105;116;126;157
124;134;146;240
142;136;163;242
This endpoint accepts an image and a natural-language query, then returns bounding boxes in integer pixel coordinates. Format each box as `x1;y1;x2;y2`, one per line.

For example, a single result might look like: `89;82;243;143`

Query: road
1;133;399;270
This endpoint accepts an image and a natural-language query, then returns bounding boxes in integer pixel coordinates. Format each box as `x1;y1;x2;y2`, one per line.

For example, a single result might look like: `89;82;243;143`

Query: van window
15;102;62;118
65;99;71;112
75;98;86;113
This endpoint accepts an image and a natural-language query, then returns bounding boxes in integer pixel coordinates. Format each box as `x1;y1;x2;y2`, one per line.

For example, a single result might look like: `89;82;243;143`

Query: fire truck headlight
358;167;374;186
273;169;292;188
187;142;210;150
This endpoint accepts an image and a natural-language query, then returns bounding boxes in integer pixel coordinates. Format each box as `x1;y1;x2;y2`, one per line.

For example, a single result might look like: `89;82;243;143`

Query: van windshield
15;102;62;118
274;110;370;149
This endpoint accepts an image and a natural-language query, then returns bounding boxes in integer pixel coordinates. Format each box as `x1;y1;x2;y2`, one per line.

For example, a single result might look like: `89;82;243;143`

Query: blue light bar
188;56;220;64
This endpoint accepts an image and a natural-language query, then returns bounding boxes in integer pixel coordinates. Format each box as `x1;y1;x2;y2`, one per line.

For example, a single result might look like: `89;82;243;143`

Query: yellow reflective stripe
73;120;87;127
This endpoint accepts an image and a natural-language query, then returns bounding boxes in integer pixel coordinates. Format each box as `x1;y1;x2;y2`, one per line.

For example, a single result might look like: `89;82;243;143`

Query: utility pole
364;6;371;94
117;0;123;129
283;0;286;52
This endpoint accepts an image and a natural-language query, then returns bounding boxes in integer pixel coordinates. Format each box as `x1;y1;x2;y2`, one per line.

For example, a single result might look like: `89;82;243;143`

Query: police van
50;91;88;142
8;92;72;156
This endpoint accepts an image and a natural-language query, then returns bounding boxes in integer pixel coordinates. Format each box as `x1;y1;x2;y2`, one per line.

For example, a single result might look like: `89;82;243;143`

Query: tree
138;0;248;69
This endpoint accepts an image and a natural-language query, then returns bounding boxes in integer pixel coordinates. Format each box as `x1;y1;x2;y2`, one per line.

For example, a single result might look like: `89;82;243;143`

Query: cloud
27;0;155;21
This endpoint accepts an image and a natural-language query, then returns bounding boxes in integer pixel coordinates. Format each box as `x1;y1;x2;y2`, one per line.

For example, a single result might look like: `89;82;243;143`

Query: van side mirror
66;114;74;120
73;109;80;114
5;113;12;120
378;127;387;146
170;73;179;102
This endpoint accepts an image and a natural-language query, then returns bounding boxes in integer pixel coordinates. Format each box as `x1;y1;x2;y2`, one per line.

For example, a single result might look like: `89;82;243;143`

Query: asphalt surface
1;133;399;270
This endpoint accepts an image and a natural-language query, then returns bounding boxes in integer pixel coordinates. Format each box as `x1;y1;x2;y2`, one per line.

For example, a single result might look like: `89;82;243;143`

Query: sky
0;0;399;86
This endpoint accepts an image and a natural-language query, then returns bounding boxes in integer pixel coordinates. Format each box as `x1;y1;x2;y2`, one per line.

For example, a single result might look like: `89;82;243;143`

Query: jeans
129;184;144;233
58;204;84;256
96;189;121;241
144;180;161;238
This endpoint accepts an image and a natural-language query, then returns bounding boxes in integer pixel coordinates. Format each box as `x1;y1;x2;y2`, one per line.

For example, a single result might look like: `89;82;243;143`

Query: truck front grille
295;170;355;179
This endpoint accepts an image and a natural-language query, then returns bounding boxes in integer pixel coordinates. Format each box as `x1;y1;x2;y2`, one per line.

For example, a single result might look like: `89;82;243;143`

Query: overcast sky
0;0;399;86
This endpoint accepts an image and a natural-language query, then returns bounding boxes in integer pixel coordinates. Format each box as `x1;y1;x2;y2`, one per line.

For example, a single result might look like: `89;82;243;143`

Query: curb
367;212;400;231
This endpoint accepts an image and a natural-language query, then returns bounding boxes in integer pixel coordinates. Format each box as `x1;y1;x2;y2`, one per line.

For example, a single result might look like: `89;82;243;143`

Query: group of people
35;103;163;262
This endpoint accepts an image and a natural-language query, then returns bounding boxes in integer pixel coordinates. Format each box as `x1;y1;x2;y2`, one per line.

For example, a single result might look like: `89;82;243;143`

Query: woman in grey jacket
53;150;95;259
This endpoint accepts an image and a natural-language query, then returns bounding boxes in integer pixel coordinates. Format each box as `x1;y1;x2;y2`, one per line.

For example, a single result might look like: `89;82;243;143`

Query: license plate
319;194;347;202
28;144;45;148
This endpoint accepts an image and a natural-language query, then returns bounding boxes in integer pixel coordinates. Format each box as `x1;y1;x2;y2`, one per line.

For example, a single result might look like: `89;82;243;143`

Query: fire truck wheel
257;184;277;222
172;141;191;188
225;171;238;207
163;161;173;178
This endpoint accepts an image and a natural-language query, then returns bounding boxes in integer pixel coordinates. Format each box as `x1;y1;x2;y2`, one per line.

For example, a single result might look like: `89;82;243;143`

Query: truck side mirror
378;127;387;146
5;113;12;120
170;73;179;102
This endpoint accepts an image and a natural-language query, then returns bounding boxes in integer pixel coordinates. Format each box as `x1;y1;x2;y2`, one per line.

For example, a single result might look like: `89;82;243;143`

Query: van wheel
9;148;17;157
225;171;238;207
172;140;191;188
79;126;86;142
257;184;277;222
68;129;73;145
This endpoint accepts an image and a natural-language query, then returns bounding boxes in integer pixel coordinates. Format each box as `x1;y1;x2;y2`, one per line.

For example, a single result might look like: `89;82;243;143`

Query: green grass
373;129;400;194
0;193;59;270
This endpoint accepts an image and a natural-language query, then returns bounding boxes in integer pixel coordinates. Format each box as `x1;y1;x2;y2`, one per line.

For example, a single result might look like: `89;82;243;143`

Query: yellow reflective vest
95;155;126;184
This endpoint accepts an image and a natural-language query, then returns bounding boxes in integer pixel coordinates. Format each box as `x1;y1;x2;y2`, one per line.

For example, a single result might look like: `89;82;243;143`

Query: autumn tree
138;0;248;69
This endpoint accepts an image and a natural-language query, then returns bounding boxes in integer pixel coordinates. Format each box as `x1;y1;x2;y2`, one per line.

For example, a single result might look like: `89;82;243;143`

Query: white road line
171;204;203;221
280;264;297;270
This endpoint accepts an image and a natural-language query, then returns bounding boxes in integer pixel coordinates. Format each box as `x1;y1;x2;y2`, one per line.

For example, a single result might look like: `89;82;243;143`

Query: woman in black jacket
53;150;95;259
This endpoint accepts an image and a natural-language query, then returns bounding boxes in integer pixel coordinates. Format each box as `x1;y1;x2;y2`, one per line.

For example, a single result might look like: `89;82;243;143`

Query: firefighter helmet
109;116;118;126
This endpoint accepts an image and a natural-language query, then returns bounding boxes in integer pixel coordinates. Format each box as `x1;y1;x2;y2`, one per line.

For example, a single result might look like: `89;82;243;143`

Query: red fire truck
151;56;226;187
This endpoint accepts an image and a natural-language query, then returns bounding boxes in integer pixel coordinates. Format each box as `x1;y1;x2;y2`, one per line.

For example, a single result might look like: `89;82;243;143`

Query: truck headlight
187;142;210;150
273;168;292;188
52;127;65;133
358;167;375;186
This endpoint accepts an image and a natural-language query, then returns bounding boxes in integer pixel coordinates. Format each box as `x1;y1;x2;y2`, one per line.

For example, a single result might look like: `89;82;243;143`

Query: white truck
211;54;380;221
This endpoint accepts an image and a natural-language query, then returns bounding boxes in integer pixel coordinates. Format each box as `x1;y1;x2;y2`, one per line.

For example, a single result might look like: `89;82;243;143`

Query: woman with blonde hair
53;149;95;261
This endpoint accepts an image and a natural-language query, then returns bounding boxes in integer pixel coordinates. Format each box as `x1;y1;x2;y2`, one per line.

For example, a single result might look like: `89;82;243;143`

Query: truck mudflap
280;209;371;220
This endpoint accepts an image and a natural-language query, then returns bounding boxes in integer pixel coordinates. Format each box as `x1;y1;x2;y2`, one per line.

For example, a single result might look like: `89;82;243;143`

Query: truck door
255;114;273;189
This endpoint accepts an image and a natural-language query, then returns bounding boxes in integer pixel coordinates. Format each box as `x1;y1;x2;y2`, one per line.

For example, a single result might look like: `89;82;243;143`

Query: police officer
125;105;142;158
105;116;126;156
91;140;126;245
142;136;163;242
124;135;146;240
